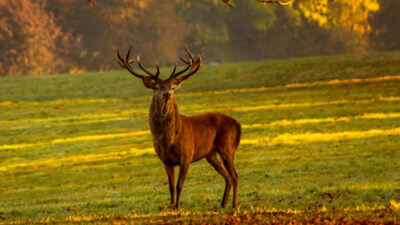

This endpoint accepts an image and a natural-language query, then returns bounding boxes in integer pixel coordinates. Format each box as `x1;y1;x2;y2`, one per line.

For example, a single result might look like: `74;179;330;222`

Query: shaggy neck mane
149;96;182;142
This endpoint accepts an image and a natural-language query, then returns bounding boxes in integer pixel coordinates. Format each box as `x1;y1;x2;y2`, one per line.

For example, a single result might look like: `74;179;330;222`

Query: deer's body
150;97;241;166
117;46;241;209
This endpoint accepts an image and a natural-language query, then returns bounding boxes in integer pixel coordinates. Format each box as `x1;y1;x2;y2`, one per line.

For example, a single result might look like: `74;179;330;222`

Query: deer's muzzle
163;92;171;100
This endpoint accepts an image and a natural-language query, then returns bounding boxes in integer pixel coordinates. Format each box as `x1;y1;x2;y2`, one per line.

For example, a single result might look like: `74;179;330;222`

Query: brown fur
117;46;241;209
149;94;241;209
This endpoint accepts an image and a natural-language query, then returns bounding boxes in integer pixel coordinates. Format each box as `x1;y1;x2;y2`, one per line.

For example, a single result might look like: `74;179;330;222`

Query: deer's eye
171;87;176;90
154;87;159;90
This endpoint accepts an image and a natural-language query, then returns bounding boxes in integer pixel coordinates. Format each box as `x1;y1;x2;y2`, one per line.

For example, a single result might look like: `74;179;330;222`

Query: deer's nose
163;92;171;99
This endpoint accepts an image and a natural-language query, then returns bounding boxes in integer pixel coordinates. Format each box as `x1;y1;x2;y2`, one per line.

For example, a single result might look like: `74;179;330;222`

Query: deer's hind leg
206;151;232;208
219;150;238;208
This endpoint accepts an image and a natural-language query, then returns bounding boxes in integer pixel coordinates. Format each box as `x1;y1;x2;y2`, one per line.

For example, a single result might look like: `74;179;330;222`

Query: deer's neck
149;97;182;144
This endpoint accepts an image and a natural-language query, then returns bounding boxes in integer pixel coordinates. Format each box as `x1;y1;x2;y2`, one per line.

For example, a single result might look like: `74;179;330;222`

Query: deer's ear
142;77;155;89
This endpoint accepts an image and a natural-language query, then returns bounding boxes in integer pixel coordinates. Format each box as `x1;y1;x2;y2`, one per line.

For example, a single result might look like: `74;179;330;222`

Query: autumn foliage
0;0;76;76
0;0;399;76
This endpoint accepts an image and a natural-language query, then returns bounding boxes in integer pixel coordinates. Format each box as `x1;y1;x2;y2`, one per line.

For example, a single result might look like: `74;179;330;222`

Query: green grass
1;51;400;223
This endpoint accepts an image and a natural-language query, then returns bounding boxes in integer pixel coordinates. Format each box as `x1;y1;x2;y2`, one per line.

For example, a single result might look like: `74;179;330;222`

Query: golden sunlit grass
242;112;400;128
0;98;122;107
1;53;400;223
0;146;153;174
2;117;128;130
0;130;150;150
196;96;400;113
2;96;400;131
241;127;400;145
2;125;400;174
3;125;400;151
1;74;399;108
183;74;400;97
0;110;146;130
2;111;400;151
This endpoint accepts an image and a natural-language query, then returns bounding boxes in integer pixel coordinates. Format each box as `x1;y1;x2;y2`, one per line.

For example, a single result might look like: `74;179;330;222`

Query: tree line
0;0;399;76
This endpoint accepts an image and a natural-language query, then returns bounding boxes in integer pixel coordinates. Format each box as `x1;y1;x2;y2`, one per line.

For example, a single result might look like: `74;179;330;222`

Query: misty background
0;0;399;76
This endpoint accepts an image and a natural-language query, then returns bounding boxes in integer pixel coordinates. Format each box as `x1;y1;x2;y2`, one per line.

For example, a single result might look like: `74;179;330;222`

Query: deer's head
117;46;202;105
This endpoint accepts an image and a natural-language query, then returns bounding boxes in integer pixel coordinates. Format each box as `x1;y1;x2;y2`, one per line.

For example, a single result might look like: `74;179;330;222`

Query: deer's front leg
164;164;176;209
175;162;189;209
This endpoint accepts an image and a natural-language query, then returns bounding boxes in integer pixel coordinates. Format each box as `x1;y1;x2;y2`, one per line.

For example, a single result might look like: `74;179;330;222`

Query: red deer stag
117;46;241;209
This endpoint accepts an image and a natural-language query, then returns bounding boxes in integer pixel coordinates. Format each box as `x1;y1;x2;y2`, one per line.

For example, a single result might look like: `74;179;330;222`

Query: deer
117;46;241;209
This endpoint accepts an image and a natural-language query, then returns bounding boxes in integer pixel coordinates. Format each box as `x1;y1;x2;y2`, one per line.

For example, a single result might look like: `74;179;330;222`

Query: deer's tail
233;119;241;151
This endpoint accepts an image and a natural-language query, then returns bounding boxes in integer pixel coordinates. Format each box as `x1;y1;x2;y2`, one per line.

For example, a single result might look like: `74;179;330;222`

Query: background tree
43;0;186;70
294;0;379;52
369;0;400;51
1;0;399;76
0;0;74;76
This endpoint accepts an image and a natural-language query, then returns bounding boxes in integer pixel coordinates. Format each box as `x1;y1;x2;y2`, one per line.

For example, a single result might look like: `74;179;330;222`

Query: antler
137;56;160;80
168;46;202;81
117;46;159;80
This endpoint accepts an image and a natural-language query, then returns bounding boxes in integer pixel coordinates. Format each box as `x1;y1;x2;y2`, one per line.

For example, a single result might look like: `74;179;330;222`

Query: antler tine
137;56;158;79
117;46;162;81
172;64;191;78
174;46;195;66
168;58;192;80
117;47;147;80
184;46;194;58
190;53;202;73
117;48;129;69
154;62;160;79
177;56;201;81
169;63;178;77
117;48;125;66
179;57;191;65
125;46;132;62
166;46;202;81
170;47;202;81
117;55;125;69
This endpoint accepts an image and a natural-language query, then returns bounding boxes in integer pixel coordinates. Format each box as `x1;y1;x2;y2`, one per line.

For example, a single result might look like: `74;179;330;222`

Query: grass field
1;51;400;224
